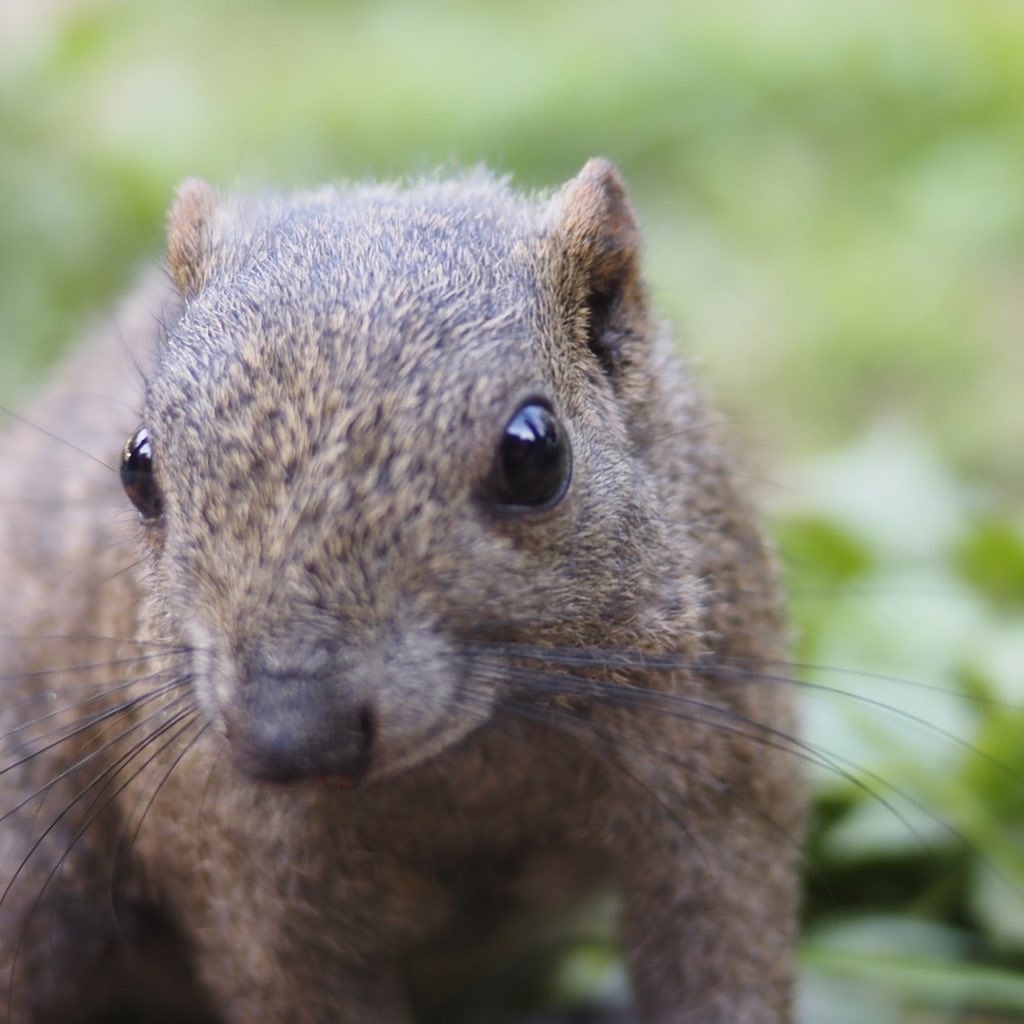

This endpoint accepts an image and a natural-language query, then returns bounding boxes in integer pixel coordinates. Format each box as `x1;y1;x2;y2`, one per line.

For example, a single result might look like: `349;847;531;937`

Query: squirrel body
0;161;803;1023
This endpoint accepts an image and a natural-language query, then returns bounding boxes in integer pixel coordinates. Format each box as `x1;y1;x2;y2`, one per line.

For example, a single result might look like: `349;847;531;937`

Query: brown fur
0;160;804;1023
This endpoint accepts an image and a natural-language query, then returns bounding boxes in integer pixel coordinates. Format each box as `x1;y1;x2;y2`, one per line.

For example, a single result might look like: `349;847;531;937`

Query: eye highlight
120;427;163;520
494;402;572;510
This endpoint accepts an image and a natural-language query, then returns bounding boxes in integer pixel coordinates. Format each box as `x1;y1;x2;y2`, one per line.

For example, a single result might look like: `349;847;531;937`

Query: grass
2;0;1023;1018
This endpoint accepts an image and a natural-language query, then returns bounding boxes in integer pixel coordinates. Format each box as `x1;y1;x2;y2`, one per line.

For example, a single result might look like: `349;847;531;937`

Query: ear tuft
167;178;218;298
550;159;646;378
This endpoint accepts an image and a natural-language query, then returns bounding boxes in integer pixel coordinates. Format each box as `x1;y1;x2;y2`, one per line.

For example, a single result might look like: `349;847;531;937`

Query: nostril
355;703;376;771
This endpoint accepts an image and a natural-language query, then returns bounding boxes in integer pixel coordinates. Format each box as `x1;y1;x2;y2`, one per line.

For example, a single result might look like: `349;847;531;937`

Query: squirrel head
129;160;691;788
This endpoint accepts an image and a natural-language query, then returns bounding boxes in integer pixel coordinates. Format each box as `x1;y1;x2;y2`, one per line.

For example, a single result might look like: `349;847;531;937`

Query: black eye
495;402;572;509
120;427;163;520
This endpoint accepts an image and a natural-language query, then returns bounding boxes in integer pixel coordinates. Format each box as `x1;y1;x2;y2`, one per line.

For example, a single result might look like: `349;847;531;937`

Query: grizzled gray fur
0;160;803;1023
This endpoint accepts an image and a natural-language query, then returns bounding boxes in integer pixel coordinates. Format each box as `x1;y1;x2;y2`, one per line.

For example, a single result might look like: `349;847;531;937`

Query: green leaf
955;521;1024;611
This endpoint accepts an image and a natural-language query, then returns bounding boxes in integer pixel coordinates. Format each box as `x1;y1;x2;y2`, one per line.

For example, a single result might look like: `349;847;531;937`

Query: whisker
6;709;202;1013
0;669;185;753
471;666;826;899
0;648;185;691
460;679;716;871
496;656;1024;904
0;655;190;737
0;633;189;652
1;700;199;907
0;405;117;474
0;684;194;819
0;669;186;765
731;654;1021;711
702;659;1021;785
495;662;944;855
484;642;1021;777
0;675;172;722
122;721;211;857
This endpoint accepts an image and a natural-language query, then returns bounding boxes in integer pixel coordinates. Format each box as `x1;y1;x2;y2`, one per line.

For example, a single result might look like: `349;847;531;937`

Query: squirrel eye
495;402;571;509
120;427;163;520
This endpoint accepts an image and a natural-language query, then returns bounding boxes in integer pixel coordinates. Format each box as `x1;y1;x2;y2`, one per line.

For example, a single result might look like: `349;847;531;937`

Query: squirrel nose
226;671;377;786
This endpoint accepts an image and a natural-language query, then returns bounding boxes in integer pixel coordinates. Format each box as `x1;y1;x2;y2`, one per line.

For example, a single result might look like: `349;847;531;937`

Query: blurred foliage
1;0;1023;1019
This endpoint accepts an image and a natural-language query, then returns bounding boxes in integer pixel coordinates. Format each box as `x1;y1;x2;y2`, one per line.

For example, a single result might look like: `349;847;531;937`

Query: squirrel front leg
615;799;801;1024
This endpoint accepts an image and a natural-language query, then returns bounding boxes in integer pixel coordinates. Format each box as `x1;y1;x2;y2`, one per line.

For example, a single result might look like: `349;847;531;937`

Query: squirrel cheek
352;638;494;780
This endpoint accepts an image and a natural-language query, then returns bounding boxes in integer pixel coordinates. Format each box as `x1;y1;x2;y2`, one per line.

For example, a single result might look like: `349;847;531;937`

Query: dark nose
227;671;377;786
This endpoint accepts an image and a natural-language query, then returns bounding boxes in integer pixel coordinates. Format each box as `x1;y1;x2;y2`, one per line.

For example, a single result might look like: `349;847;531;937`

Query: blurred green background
2;0;1023;1019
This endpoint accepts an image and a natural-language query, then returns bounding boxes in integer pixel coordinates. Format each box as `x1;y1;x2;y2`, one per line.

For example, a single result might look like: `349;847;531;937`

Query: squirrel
0;159;804;1023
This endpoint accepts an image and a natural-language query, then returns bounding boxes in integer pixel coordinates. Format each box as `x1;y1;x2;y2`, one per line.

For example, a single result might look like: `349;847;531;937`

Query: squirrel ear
167;177;218;298
549;158;647;378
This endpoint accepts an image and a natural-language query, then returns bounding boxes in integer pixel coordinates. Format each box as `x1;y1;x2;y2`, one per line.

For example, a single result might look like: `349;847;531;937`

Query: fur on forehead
164;160;641;310
165;169;547;305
